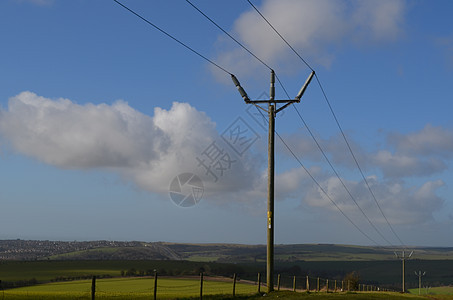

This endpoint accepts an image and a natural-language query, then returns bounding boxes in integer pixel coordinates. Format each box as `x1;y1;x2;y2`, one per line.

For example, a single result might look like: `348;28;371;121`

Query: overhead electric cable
185;0;273;71
245;0;406;248
292;105;395;247
252;108;380;246
185;0;294;103
187;0;390;246
246;0;314;72
112;0;231;75
317;79;406;248
275;130;380;246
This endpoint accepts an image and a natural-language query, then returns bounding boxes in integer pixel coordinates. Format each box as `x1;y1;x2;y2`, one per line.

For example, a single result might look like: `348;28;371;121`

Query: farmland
2;276;257;299
3;276;449;300
1;241;453;297
409;286;453;296
2;240;453;262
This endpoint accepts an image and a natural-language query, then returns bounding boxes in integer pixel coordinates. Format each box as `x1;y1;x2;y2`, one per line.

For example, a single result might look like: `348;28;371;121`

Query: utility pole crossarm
231;71;315;105
395;250;414;293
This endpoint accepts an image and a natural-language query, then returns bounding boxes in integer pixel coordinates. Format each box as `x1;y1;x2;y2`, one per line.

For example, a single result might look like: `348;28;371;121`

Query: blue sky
1;0;453;247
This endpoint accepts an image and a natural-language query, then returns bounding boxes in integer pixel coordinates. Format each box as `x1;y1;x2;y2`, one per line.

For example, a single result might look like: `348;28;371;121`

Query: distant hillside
1;239;452;262
163;243;453;262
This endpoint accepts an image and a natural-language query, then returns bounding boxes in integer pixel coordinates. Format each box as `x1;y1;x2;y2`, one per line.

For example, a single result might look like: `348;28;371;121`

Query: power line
112;0;231;75
245;0;406;248
251;106;380;246
113;0;395;248
315;74;406;248
185;0;273;71
275;120;381;246
292;105;395;247
186;0;387;246
185;0;293;107
246;0;314;72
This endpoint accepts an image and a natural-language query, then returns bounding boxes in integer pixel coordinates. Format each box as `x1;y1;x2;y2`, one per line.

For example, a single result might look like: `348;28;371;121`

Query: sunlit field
3;276;257;299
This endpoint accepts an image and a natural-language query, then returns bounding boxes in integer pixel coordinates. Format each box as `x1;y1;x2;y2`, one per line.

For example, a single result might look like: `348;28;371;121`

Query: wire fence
1;273;397;299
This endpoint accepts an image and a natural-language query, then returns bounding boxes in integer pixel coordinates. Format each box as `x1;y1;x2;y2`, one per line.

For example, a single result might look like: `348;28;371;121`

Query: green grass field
2;276;258;299
5;277;453;300
0;260;238;282
409;286;453;295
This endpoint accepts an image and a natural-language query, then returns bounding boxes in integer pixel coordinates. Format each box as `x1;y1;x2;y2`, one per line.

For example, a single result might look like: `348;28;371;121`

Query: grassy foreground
4;277;453;300
1;290;446;300
409;286;453;296
2;276;257;299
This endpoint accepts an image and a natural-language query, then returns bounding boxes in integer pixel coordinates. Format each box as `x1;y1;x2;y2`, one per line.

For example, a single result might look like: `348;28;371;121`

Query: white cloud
281;124;453;179
303;175;444;226
0;92;262;199
352;0;405;42
388;124;453;158
0;92;449;228
0;92;167;169
372;150;447;178
214;0;406;77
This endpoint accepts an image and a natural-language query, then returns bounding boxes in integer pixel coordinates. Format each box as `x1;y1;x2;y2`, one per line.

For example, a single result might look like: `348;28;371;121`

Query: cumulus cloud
372;150;447;178
0;92;261;198
214;0;406;77
281;124;453;179
304;175;444;226
274;125;450;226
0;92;449;226
387;124;453;157
370;125;453;178
0;92;167;169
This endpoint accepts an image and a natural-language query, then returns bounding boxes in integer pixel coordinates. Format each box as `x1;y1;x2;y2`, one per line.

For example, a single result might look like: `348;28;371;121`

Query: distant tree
120;270;125;277
343;271;360;291
126;268;137;276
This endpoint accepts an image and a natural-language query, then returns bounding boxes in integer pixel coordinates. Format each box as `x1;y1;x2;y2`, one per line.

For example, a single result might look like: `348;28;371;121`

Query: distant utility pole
415;271;426;295
232;70;314;293
395;250;413;293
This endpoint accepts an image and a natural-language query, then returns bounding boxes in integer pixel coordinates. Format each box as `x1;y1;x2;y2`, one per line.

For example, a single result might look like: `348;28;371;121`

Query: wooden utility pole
91;276;96;300
233;273;237;297
415;271;426;295
200;272;203;300
395;250;413;293
232;70;314;293
154;271;158;300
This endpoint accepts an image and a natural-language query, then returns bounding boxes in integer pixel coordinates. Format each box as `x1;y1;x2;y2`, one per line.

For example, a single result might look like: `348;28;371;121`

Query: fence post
347;280;350;291
341;280;344;291
326;279;329;293
91;276;96;300
200;272;203;300
306;275;309;291
334;280;337;292
257;273;261;293
293;276;296;292
154;271;158;300
317;277;320;292
233;273;237;297
277;274;281;291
